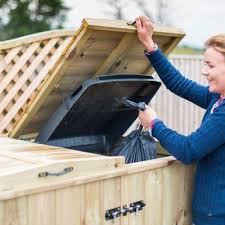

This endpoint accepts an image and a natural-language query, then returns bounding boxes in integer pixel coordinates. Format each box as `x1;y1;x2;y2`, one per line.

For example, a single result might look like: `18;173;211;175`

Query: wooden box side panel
121;162;195;225
0;162;194;225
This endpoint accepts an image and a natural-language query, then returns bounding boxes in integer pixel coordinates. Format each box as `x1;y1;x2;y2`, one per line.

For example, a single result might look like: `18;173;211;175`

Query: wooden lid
0;18;185;138
0;137;124;198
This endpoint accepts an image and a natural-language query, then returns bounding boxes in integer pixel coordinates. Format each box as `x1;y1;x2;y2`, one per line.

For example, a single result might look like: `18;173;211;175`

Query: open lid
0;18;185;138
36;74;161;145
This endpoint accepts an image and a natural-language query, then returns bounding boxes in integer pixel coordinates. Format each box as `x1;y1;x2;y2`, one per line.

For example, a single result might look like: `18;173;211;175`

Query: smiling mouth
207;79;213;82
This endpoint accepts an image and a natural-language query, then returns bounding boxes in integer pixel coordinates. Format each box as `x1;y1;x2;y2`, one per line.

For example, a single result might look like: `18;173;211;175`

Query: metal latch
105;200;145;222
121;205;129;216
105;207;121;223
129;200;146;215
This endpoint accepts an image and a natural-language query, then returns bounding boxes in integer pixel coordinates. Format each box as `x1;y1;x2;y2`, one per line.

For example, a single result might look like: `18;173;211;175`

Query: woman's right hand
135;16;155;52
138;105;158;129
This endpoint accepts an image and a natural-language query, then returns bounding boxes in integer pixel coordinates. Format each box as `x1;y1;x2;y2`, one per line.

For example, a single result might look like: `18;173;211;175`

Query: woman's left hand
138;105;158;128
135;16;155;52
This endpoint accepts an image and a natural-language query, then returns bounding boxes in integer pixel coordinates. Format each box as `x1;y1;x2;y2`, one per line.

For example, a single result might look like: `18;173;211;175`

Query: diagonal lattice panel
0;31;74;134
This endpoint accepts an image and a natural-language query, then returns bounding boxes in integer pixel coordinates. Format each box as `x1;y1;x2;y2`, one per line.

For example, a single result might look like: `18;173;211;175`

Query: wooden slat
121;174;129;225
0;137;100;159
126;173;145;225
95;33;135;75
0;30;74;50
83;18;137;33
0;197;27;225
161;163;187;224
0;47;22;74
0;156;32;175
80;181;103;225
27;191;55;225
0;151;42;164
83;18;185;37
103;177;121;225
55;186;81;225
144;169;163;225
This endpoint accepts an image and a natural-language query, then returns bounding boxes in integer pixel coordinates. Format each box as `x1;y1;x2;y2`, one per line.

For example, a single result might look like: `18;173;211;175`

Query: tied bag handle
121;99;146;132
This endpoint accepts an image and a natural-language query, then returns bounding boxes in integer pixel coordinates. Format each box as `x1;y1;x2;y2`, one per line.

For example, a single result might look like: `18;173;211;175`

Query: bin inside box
36;75;161;154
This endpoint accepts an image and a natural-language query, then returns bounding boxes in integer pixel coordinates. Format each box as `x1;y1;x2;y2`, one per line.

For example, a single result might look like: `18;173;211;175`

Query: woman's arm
152;106;225;164
146;48;211;109
136;16;211;109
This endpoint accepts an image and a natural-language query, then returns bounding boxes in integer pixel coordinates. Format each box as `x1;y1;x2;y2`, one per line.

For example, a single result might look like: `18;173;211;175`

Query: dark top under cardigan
145;49;225;224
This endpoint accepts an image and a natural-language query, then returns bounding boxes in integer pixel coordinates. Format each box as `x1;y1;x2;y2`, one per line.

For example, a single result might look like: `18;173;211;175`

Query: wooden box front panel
0;161;194;225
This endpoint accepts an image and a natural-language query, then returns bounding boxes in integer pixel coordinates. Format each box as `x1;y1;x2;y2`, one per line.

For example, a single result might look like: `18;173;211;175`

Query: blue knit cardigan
146;49;225;224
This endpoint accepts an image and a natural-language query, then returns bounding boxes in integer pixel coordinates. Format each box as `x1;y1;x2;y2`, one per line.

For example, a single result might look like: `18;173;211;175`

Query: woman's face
202;47;225;96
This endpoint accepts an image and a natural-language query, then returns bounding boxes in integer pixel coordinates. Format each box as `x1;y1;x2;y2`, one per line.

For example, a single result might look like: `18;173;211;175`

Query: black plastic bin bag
111;125;157;164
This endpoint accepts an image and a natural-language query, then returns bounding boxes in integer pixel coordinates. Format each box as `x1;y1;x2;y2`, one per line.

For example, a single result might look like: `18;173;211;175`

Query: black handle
127;21;136;26
122;99;146;111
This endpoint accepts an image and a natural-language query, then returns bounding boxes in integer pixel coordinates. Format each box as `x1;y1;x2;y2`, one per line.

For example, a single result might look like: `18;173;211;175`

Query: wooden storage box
0;19;195;225
0;137;194;225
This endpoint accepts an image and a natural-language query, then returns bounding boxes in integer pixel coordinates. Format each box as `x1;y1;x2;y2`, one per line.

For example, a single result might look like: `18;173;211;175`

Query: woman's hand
138;105;158;128
135;16;155;52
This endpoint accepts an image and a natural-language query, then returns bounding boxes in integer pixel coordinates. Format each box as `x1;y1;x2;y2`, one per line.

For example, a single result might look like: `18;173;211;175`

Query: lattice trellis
0;30;74;135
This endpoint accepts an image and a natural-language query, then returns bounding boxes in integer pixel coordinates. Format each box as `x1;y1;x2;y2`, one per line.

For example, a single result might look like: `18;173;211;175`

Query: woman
136;16;225;225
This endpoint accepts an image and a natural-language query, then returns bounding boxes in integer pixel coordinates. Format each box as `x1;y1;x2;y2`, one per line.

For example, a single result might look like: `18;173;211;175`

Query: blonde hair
205;34;225;56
